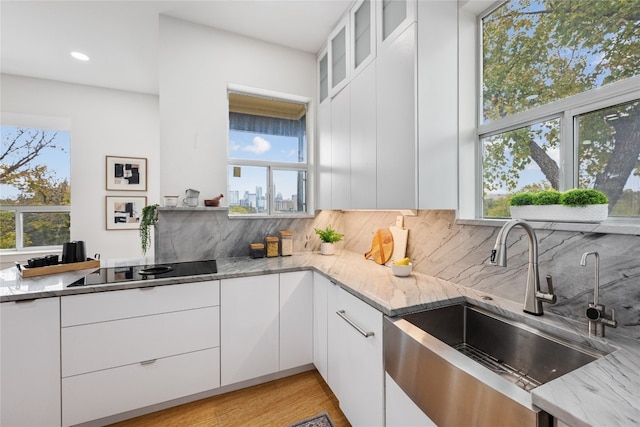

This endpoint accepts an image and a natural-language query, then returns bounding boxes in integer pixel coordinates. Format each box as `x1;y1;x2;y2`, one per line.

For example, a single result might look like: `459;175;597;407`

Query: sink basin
384;302;609;427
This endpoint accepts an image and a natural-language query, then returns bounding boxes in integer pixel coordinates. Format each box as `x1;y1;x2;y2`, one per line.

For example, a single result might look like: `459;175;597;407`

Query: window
480;0;640;219
227;91;309;216
1;126;71;250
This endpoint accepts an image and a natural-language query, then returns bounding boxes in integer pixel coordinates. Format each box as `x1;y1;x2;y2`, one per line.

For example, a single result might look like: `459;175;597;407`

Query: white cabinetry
61;281;220;426
351;0;376;75
329;15;350;97
317;98;332;209
221;272;313;386
378;0;417;48
335;288;384;426
331;85;351;209
1;297;61;427
280;271;313;371
386;372;436;426
417;0;458;209
350;61;377;209
312;272;339;392
376;22;417;209
221;274;279;386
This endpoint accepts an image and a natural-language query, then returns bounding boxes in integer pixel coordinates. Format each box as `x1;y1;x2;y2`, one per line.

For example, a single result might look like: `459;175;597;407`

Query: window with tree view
481;0;640;219
1;126;71;250
227;92;308;216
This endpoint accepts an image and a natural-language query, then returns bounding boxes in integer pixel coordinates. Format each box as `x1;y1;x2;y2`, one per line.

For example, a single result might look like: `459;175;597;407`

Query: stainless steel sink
384;302;609;427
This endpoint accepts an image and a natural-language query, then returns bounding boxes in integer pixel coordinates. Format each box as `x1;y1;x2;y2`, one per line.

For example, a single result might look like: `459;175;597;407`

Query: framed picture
106;156;147;191
106;196;146;230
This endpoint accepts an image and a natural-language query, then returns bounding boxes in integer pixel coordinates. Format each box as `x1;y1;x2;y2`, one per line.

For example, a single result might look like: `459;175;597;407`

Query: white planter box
510;204;608;223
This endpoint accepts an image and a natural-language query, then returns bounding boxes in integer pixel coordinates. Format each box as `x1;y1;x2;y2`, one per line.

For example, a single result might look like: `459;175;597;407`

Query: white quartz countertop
1;250;639;426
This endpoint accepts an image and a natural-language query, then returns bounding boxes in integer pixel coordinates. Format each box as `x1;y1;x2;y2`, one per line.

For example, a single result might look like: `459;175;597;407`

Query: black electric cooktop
67;260;217;287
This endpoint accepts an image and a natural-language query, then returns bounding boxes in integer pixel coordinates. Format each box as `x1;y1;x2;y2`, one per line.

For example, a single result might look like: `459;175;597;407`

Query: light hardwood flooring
109;370;351;427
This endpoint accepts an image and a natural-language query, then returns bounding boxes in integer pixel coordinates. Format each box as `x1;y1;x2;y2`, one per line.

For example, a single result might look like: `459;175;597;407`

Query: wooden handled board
364;228;394;265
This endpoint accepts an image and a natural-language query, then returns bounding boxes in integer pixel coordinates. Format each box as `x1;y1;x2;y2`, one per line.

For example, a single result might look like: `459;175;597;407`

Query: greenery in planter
560;189;608;206
314;224;344;243
140;204;159;255
510;189;608;207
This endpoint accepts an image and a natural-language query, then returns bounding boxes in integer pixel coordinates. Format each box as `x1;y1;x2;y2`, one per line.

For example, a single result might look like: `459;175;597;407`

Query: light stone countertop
1;250;638;426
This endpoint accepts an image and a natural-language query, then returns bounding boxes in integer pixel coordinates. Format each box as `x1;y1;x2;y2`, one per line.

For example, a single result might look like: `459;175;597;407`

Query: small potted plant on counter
140;204;159;255
314;224;344;255
510;189;608;222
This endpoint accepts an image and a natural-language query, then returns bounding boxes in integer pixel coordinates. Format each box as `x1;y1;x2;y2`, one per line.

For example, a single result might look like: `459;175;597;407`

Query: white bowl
164;196;179;207
391;262;412;277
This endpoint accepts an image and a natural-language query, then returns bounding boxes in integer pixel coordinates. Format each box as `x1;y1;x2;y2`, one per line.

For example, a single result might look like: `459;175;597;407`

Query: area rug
288;412;335;427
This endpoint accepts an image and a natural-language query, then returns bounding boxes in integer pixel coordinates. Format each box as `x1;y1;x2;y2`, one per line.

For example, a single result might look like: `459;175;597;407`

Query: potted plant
140;204;159;255
510;189;608;222
314;224;344;255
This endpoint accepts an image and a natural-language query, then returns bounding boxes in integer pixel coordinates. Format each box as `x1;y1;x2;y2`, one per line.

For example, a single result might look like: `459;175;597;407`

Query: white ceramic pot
510;204;608;223
320;242;335;255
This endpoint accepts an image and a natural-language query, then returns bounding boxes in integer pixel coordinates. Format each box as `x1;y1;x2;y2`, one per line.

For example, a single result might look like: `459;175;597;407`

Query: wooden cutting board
364;228;394;265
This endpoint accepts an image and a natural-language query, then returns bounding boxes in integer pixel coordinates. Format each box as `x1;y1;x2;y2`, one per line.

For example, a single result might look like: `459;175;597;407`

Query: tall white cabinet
316;0;458;210
1;298;61;427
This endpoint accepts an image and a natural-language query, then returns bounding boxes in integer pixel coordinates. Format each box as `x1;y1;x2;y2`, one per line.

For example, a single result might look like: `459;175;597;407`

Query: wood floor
109;370;351;427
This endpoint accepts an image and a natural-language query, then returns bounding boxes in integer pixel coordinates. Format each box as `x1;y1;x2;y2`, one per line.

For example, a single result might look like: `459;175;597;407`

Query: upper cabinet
318;48;329;104
317;0;456;211
378;0;417;47
351;0;376;76
329;15;350;97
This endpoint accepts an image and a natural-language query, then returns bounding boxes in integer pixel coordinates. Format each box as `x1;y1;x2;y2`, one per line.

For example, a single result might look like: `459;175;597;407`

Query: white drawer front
63;306;219;377
62;347;220;427
62;280;220;326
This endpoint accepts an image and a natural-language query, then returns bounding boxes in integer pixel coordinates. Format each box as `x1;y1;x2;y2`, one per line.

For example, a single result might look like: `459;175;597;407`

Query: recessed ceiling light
70;51;90;61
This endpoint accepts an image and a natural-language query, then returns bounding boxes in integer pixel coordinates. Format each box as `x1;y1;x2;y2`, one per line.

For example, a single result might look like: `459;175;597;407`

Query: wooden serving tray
17;258;101;278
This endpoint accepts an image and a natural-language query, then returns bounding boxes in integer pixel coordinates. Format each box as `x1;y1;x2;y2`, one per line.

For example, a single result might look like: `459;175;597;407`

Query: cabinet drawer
62;347;220;426
62;280;219;326
63;306;219;377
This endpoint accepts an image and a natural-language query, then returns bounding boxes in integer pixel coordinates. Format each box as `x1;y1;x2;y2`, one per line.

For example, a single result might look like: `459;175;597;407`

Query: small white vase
320;242;335;255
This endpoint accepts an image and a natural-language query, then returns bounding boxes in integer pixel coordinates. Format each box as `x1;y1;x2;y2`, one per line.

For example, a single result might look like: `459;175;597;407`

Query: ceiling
0;0;353;95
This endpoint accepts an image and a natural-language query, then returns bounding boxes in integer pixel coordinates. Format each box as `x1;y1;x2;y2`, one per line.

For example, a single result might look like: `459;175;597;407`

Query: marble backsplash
155;208;639;339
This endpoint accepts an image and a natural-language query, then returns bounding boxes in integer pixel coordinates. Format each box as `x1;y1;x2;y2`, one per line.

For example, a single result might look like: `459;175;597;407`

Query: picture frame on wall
105;196;146;230
106;155;147;191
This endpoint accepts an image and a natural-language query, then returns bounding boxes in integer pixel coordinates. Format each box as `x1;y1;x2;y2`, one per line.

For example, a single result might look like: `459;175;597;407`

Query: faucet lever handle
536;274;557;304
490;249;497;264
545;274;554;295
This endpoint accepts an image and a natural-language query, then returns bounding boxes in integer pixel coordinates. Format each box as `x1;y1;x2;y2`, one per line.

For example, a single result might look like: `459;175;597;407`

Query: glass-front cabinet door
329;14;350;97
351;0;376;75
377;0;416;47
318;47;329;104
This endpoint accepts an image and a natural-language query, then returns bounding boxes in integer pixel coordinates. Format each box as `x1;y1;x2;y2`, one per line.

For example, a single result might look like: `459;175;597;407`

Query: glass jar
265;236;279;257
279;230;293;256
250;243;265;259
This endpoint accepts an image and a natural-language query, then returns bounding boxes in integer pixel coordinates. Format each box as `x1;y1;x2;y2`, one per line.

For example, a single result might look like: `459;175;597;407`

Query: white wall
158;16;317;201
1;74;159;263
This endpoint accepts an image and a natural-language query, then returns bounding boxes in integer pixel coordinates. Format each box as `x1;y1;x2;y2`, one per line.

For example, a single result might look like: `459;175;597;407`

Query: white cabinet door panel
1;298;61;427
386;373;436;426
350;60;377;209
331;85;351;209
312;273;329;382
317;100;332;209
336;288;384;426
62;280;219;326
62;348;220;426
280;271;313;370
376;23;417;209
221;275;279;386
62;306;219;377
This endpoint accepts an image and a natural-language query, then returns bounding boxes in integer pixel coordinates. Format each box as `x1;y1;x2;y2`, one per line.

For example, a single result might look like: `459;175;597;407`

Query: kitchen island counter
1;250;638;426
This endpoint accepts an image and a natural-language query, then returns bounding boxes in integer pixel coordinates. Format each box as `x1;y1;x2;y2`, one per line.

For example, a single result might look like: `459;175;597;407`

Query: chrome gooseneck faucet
580;251;617;337
490;219;556;315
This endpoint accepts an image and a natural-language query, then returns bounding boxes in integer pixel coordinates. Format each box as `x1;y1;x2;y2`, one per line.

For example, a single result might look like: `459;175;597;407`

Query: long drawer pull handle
336;310;375;338
140;359;157;365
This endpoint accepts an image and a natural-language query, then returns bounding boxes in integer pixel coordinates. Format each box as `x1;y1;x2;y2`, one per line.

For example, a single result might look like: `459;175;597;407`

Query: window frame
226;84;314;218
0;205;71;252
475;1;640;223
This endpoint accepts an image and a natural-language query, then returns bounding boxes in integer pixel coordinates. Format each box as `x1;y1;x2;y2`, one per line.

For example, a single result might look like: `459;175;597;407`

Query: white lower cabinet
386;373;436;427
312;272;339;390
280;271;313;371
62;348;219;426
221;274;280;386
60;281;220;426
335;287;384;426
1;297;61;427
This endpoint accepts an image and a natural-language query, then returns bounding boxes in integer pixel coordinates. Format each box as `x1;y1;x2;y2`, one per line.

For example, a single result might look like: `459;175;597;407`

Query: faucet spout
491;219;556;315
